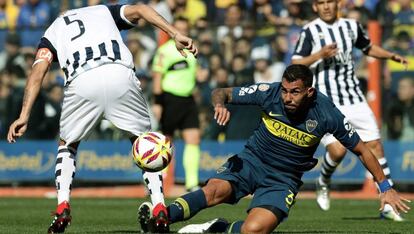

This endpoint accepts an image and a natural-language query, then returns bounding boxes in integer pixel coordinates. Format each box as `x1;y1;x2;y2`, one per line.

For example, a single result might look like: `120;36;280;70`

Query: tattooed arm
211;88;233;126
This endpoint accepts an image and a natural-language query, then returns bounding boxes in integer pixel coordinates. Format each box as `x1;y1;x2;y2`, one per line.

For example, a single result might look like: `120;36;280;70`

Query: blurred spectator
196;29;215;59
213;0;238;23
251;0;277;39
384;30;414;96
0;0;19;50
0;70;11;136
209;53;224;74
392;0;414;40
0;33;25;78
229;54;254;86
386;77;414;141
271;34;288;63
251;45;285;83
233;37;252;61
127;31;157;71
211;66;229;88
150;0;174;23
174;0;206;26
0;0;19;28
5;69;53;139
42;83;63;139
17;0;51;47
217;4;244;41
191;16;209;36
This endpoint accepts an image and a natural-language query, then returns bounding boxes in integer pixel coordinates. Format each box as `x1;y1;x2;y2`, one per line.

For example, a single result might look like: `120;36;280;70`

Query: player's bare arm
351;140;411;214
211;88;232;126
365;45;408;70
292;43;338;66
7;48;52;143
123;4;197;57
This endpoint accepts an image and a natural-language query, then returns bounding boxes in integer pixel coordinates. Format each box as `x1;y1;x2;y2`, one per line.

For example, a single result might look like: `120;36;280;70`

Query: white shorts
60;64;151;144
321;101;380;146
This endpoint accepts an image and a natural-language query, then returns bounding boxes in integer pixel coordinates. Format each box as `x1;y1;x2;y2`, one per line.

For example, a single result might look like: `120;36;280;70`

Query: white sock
320;152;338;185
142;171;165;206
55;145;77;204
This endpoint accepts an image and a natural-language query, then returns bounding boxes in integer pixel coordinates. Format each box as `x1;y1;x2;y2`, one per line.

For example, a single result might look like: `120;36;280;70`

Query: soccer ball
132;132;173;172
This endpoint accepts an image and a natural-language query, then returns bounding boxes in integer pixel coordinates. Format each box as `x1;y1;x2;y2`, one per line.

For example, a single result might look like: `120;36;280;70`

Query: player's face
281;79;314;114
313;0;339;23
174;20;190;37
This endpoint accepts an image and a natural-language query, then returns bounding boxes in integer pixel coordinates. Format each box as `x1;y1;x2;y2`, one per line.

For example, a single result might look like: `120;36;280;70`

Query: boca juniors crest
306;119;318;133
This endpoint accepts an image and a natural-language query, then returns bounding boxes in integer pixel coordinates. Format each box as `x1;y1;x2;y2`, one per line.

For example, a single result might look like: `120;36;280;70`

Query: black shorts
160;92;199;135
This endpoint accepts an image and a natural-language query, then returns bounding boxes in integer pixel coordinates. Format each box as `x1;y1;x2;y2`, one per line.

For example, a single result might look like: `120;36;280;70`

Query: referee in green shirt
152;17;200;192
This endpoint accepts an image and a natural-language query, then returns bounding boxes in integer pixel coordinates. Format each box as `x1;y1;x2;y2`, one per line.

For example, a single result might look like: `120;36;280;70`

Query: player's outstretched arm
292;44;338;66
211;88;233;126
7;52;51;143
366;45;408;70
123;4;197;57
351;141;411;214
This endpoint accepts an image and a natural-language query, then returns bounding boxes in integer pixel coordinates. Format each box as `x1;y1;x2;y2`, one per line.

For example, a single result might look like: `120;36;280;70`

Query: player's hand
173;33;198;57
320;43;338;59
380;189;411;215
214;104;230;126
7;117;29;143
391;54;408;70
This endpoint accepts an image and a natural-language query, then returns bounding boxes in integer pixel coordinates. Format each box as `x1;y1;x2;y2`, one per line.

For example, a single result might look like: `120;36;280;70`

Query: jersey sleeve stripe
315;24;332;100
120;5;137;27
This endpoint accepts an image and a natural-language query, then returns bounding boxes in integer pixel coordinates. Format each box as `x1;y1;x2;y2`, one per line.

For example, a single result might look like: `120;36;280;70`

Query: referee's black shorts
160;92;199;135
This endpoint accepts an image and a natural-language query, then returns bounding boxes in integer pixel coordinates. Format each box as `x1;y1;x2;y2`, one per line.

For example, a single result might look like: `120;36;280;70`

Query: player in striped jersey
292;0;408;221
7;3;197;233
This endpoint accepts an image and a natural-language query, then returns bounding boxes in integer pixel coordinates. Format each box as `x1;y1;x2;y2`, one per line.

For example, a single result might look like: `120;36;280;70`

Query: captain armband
32;48;53;67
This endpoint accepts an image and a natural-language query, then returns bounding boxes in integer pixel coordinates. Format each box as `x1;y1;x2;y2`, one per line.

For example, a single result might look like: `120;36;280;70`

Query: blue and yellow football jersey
231;83;360;176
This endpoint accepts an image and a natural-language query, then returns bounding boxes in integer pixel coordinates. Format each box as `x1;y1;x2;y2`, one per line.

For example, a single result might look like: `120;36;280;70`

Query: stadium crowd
0;0;413;141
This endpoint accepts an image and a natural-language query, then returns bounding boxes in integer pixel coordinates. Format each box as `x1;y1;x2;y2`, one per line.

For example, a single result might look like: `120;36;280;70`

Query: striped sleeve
293;27;313;58
354;22;371;53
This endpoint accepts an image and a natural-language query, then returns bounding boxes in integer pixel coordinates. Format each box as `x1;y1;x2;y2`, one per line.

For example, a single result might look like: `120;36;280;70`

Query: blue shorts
211;153;300;218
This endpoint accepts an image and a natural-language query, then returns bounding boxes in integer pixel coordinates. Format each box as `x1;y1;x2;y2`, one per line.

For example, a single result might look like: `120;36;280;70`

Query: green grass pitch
0;198;412;233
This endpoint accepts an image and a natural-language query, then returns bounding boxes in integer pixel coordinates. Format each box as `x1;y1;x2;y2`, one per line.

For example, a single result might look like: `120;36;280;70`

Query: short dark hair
283;64;313;87
174;16;189;24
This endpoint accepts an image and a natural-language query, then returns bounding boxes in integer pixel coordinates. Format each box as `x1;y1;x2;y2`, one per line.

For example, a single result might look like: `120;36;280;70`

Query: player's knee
202;179;232;206
241;220;270;234
327;142;347;160
183;129;201;145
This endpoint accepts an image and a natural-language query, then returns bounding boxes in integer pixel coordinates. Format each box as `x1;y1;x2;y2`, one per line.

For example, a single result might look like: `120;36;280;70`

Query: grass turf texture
0;198;412;233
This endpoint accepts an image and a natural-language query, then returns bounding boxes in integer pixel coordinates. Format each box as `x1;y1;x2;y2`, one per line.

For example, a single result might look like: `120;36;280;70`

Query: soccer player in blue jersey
138;64;410;233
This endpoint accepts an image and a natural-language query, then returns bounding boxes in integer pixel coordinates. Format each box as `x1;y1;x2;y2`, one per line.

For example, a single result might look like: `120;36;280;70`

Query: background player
6;3;197;233
291;0;408;220
151;17;201;192
139;64;410;233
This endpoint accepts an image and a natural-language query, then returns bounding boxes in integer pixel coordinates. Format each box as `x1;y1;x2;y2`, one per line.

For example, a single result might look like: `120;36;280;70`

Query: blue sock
168;189;207;223
227;221;244;233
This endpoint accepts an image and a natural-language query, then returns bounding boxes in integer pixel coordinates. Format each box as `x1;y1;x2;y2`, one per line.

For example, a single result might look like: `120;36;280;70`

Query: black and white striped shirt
292;18;372;106
38;4;135;84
